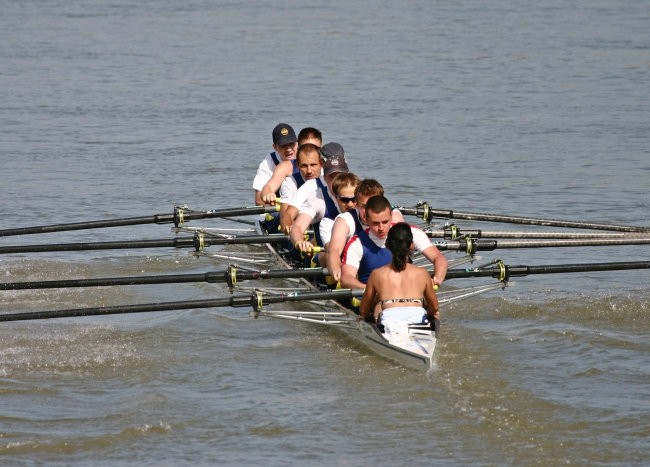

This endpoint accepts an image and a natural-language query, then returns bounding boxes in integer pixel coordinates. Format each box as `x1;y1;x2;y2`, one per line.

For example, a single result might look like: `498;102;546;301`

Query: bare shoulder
408;263;432;279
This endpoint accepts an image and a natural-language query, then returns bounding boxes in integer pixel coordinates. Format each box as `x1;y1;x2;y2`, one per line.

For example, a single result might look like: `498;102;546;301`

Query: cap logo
331;160;339;166
281;128;289;136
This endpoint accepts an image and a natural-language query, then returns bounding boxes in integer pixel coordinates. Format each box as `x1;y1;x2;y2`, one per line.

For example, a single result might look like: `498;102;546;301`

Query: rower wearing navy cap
258;128;322;229
253;123;298;206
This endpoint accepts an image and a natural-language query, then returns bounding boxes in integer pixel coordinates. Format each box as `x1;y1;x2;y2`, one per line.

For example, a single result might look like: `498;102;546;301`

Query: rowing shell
255;221;436;370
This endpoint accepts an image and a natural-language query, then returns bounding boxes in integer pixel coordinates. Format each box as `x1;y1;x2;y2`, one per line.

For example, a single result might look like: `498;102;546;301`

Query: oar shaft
402;204;650;232
0;233;290;254
445;260;650;280
0;205;278;237
0;238;195;254
0;214;175;237
0;296;252;322
425;228;649;239
508;261;650;275
1;267;330;290
435;237;650;253
0;287;360;322
0;272;223;290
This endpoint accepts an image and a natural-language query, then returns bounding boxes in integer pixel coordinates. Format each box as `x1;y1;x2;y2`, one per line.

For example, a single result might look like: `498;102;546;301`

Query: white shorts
380;307;426;324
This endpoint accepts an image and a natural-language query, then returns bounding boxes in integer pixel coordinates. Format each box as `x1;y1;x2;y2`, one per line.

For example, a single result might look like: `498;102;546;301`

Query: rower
290;171;361;267
253;123;298;206
259;142;323;228
258;129;323;232
340;195;447;291
326;179;405;283
280;142;347;234
359;222;440;326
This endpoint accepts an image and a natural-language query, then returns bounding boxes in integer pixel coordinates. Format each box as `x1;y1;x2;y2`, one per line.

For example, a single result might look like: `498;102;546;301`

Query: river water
1;0;648;465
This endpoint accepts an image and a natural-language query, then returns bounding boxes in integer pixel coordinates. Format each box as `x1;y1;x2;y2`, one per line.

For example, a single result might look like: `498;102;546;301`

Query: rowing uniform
305;179;341;246
380;299;427;323
278;162;308;205
341;224;432;284
290;177;341;245
335;209;365;239
252;151;283;193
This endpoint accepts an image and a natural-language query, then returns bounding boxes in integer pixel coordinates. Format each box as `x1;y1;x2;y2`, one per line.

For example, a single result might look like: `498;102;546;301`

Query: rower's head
321;143;349;187
298;127;322;148
296;143;323;181
386;222;414;272
365;195;392;239
272;123;298;161
354;179;385;224
332;172;361;213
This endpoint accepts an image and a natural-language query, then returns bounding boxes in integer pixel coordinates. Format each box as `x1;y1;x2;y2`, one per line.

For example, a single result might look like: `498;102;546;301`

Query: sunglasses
337;196;356;203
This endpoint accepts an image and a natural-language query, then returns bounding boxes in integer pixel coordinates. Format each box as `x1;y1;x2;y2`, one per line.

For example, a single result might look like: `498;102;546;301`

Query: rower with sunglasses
288;143;354;266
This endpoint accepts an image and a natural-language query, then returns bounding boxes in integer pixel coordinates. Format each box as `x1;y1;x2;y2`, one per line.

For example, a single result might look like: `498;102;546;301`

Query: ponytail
385;223;413;272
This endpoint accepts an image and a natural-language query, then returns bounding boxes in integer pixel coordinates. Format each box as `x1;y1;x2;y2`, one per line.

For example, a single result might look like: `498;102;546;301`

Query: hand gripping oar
0;265;331;290
0;232;291;255
0;204;279;238
399;202;650;233
0;288;362;322
444;260;650;281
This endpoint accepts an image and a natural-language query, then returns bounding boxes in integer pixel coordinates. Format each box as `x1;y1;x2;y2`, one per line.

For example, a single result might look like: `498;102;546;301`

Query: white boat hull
255;222;436;370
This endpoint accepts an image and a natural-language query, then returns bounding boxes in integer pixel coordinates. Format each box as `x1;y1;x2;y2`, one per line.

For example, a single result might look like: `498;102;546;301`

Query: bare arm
289;212;314;253
255;190;264;206
260;161;292;205
280;204;299;234
421;245;448;287
326;217;351;283
421;268;440;320
341;264;366;290
359;272;378;321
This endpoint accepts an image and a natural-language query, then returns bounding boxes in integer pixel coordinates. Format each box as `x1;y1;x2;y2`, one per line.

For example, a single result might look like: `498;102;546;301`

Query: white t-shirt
335;211;359;243
252;152;281;191
294;179;341;245
287;178;317;210
342;225;432;270
279;176;300;204
318;217;335;246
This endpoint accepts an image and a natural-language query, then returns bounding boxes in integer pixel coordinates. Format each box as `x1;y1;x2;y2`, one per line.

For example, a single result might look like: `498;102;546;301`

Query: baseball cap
321;143;349;176
272;123;297;145
320;142;344;160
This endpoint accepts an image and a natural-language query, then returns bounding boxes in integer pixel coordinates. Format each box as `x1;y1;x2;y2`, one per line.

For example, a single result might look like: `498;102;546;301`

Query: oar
399;202;650;232
0;265;331;290
445;260;650;281
0;232;291;254
5;231;647;255
433;237;650;254
0;205;279;237
0;288;362;322
423;227;650;239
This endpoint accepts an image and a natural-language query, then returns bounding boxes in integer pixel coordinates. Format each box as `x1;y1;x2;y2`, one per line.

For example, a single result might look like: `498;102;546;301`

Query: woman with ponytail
359;222;440;326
